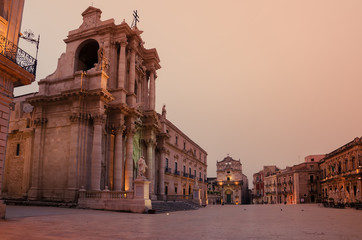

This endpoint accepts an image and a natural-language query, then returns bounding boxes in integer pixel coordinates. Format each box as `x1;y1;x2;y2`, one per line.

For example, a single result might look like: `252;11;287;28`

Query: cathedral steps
4;199;77;208
150;200;201;213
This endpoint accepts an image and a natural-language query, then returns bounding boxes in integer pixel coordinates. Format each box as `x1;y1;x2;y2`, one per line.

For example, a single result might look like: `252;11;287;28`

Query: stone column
113;124;125;191
90;115;105;191
118;39;127;90
149;68;156;110
125;121;135;191
128;42;136;106
146;138;156;196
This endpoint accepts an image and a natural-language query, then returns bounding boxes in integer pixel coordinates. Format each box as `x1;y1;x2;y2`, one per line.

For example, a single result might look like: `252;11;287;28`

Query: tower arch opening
75;39;99;72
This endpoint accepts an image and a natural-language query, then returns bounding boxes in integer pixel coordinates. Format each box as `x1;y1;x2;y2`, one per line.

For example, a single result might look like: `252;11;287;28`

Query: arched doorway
225;189;233;204
74;39;99;72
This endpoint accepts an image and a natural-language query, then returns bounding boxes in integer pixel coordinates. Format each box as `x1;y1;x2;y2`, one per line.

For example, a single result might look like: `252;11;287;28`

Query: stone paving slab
0;204;361;239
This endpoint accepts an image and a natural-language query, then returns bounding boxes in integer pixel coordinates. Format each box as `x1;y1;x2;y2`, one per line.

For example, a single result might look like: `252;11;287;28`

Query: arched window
74;39;99;72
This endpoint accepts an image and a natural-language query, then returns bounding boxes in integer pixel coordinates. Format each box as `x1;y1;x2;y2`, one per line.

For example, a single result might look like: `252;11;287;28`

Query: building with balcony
262;165;279;204
0;0;35;218
1;6;207;213
253;155;324;205
158;115;208;204
320;137;362;204
214;156;249;204
252;170;264;204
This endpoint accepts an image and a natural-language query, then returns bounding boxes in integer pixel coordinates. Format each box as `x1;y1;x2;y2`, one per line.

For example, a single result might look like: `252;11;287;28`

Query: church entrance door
226;194;232;204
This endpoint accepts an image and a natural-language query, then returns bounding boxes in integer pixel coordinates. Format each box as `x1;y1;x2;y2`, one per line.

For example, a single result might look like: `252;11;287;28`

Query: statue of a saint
138;156;148;178
162;104;167;118
97;43;109;72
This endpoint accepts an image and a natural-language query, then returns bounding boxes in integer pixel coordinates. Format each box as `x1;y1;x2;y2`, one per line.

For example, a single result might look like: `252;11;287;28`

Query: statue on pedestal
138;156;148;178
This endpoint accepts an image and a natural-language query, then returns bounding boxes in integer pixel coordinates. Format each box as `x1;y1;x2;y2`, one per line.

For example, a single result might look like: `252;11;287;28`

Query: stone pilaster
28;117;47;200
90;114;105;190
118;38;127;90
159;146;167;200
125;121;136;191
113;124;125;191
66;113;81;201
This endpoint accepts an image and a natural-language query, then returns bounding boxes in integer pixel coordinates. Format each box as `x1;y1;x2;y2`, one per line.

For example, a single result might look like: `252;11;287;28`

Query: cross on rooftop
131;10;139;28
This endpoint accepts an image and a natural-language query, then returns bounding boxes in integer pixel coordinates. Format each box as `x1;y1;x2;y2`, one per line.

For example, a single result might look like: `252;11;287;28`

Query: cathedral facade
2;7;207;212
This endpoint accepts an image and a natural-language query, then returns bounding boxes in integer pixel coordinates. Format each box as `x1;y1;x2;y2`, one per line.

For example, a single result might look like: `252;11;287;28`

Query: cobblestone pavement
0;204;361;239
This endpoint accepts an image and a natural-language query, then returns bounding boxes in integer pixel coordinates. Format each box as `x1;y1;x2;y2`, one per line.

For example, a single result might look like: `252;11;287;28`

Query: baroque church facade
209;156;249;204
2;7;207;212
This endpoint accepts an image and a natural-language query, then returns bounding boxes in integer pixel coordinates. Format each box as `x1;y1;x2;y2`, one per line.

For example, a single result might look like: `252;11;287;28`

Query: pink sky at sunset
16;0;362;184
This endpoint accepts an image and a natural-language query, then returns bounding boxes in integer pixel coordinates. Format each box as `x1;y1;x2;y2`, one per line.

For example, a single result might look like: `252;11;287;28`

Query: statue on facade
97;43;109;72
162;104;167;118
138;156;148;178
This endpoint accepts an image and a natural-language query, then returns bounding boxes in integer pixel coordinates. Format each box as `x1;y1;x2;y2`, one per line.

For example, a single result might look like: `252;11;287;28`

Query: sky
16;0;362;184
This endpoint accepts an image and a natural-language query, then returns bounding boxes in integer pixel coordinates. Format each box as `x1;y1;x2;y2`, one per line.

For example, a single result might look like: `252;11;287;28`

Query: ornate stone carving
119;38;128;47
145;137;157;147
34;118;48;126
92;114;106;125
125;123;137;136
69;112;92;123
114;125;126;135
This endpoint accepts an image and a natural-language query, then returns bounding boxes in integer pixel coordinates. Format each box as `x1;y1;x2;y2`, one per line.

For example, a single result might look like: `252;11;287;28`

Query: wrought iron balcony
174;170;180;176
165;167;172;173
0;34;37;76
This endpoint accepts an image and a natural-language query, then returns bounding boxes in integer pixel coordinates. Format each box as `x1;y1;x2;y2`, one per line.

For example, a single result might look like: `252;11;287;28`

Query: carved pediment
80;6;102;30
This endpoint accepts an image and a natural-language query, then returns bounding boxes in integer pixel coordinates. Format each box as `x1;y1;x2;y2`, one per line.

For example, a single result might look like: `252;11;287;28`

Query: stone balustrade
78;190;134;200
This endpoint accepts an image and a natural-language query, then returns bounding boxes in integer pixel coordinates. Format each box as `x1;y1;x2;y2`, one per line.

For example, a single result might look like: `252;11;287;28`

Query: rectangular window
189;167;191;176
175;187;177;194
165;158;168;168
16;143;20;156
175;162;178;171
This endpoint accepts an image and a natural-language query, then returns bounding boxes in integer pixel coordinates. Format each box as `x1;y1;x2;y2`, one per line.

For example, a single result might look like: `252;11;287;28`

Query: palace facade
320;137;362;204
1;6;207;212
0;0;35;218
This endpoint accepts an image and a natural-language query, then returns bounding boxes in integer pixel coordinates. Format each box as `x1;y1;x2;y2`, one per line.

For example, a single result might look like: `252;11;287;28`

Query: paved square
0;204;361;239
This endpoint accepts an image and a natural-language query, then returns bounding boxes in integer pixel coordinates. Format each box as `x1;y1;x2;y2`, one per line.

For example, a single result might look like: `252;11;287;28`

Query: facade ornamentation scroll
33;118;48;126
69;112;92;123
